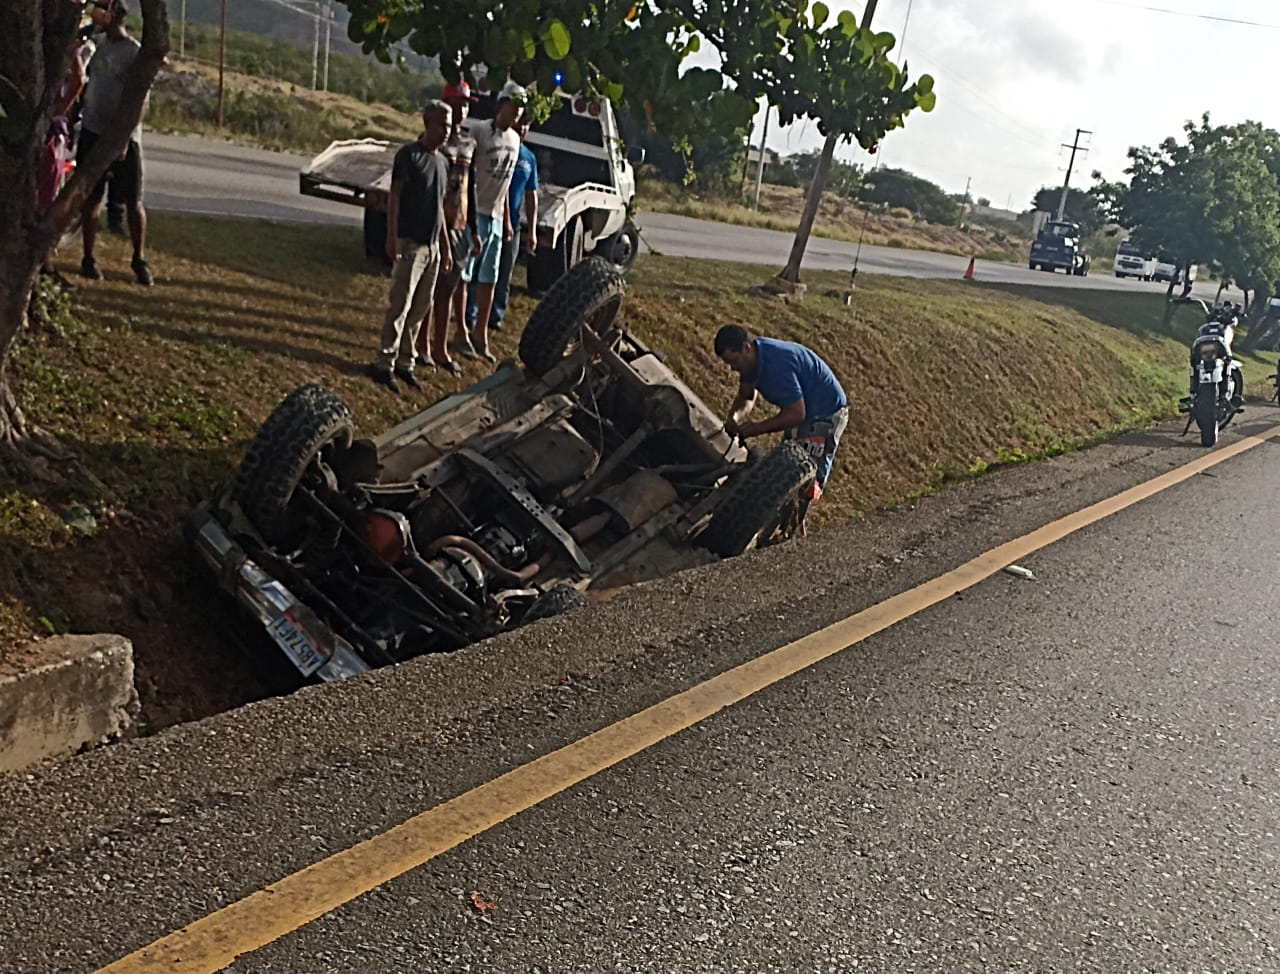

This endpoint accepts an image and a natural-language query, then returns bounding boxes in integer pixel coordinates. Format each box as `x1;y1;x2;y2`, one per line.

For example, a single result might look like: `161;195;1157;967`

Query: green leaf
604;80;625;102
811;2;829;27
522;33;537;60
776;16;792;34
917;90;936;112
837;10;858;36
685;34;701;54
917;73;934;95
873;30;896;52
542;19;572;60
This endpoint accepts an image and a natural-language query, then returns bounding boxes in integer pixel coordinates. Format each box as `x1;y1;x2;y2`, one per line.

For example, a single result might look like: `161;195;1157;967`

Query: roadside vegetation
4;214;1271;726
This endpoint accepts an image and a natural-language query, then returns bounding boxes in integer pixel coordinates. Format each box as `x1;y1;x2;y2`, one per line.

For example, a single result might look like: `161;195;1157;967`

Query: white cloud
738;0;1280;209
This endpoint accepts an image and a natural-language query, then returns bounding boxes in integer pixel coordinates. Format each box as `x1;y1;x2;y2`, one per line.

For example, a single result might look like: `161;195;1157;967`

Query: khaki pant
375;239;440;373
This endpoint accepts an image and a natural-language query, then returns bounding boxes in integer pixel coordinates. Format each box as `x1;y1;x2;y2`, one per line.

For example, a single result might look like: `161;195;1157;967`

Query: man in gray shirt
78;0;152;286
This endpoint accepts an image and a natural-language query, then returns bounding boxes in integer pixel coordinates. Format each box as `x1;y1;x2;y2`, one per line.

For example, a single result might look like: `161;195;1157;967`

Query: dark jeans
465;232;518;328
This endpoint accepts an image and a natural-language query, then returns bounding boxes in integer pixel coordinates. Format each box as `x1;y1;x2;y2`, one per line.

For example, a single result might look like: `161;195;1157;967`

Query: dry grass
640;179;1030;263
2;213;1267;725
147;60;420;154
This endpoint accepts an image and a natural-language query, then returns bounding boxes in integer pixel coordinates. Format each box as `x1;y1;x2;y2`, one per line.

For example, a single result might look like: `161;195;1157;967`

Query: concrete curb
0;635;139;774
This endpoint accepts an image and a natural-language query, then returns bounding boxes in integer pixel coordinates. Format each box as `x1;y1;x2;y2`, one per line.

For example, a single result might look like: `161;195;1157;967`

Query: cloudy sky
735;0;1279;210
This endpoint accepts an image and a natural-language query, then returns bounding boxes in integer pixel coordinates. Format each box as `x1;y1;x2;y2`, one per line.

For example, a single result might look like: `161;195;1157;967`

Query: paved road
143;132;1222;296
2;415;1278;972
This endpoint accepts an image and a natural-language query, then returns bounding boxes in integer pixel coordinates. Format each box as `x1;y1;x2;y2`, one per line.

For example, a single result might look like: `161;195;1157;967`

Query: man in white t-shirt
459;82;525;362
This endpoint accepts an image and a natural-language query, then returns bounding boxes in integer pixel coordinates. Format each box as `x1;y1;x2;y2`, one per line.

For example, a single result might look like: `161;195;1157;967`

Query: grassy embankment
2;213;1265;725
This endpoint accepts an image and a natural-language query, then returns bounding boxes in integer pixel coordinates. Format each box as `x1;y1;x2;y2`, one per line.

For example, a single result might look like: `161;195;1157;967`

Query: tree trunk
0;0;169;450
777;132;836;284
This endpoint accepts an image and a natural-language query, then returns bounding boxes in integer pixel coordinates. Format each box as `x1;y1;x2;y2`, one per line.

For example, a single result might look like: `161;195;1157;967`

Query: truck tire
232;385;356;543
519;256;627;377
527;216;584;294
523;583;589;624
363;208;389;264
600;220;640;272
698;442;818;557
1029;260;1036;271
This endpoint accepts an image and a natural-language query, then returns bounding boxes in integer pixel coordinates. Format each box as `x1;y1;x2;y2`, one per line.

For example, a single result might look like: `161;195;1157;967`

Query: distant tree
783;150;862;199
977;196;991;207
1030;185;1107;238
860;167;958;224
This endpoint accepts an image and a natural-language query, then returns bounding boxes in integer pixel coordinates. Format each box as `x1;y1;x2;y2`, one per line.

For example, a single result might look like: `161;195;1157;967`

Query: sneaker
394;367;422;390
79;256;102;280
131;257;153;286
368;364;400;393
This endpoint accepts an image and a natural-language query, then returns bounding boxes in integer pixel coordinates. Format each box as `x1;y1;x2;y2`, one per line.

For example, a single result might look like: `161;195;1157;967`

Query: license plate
266;611;326;677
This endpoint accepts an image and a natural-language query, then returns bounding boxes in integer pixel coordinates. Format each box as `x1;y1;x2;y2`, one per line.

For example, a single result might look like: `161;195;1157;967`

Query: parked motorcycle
1178;299;1245;447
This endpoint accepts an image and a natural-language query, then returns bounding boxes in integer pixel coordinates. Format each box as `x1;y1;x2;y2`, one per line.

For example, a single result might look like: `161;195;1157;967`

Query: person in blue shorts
714;324;848;523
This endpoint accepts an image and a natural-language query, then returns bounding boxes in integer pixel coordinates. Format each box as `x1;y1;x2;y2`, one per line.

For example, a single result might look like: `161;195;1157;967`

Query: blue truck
1029;219;1090;276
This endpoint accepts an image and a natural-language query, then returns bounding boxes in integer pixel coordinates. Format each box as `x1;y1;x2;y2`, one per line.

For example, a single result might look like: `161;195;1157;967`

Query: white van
1153;258;1197;285
1113;240;1155;280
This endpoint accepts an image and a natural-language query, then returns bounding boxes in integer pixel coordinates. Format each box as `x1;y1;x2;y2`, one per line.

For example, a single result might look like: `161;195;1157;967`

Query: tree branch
37;0;169;249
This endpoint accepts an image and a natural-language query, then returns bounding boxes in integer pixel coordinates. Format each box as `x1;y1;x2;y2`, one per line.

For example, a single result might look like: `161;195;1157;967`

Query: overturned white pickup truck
300;90;644;291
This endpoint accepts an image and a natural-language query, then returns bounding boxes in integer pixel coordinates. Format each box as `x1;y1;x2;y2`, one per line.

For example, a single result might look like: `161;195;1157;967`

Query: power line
1090;0;1280;29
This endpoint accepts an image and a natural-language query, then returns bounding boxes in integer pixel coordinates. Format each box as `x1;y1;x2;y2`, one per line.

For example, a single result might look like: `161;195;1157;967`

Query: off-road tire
699;442;818;557
523;583;589;624
519;256;628;376
232;385;356;541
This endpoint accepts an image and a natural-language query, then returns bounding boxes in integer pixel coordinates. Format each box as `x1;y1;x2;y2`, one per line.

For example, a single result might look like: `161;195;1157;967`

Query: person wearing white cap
458;81;527;362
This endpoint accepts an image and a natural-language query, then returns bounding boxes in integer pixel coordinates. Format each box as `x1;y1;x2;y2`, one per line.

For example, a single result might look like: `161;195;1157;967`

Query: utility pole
777;0;877;287
753;106;771;208
960;175;971;225
311;1;320;90
216;0;227;128
1057;128;1091;221
179;0;186;58
322;1;332;92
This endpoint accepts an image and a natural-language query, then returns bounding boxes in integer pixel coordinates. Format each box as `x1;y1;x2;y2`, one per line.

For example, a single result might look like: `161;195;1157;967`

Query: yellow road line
98;427;1280;973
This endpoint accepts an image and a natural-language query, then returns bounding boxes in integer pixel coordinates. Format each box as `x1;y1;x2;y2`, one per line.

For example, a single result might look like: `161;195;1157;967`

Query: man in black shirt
371;100;454;392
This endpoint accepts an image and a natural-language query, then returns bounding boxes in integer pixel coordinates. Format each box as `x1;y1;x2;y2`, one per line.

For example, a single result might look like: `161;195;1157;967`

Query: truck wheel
698;442;818;557
527;216;584;294
1029;261;1036;271
522;583;589;625
519;256;627;376
232;385;356;544
601;220;640;272
363;208;389;264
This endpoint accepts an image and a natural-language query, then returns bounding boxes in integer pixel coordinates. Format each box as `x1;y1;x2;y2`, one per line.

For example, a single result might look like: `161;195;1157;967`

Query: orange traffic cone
963;257;976;281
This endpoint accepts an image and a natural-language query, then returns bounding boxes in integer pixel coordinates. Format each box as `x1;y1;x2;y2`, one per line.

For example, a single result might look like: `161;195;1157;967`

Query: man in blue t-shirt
466;117;538;333
714;323;849;505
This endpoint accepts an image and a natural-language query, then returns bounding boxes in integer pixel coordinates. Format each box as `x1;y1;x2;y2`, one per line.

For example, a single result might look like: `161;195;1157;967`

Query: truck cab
1029;220;1090;276
465;90;644;290
1113;240;1156;280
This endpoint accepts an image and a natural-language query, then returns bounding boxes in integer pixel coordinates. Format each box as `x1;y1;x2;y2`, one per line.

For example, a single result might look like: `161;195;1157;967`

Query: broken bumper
189;506;371;683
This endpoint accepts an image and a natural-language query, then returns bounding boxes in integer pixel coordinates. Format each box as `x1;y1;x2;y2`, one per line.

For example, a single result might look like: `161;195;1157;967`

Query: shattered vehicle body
189;258;818;683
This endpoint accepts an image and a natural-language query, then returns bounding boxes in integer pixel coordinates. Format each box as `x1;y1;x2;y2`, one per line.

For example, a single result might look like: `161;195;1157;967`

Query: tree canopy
1114;115;1280;304
861;167;958;224
337;0;933;153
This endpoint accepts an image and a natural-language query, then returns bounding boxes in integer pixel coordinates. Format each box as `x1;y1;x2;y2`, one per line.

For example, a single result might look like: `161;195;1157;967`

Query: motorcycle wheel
1193;385;1219;447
